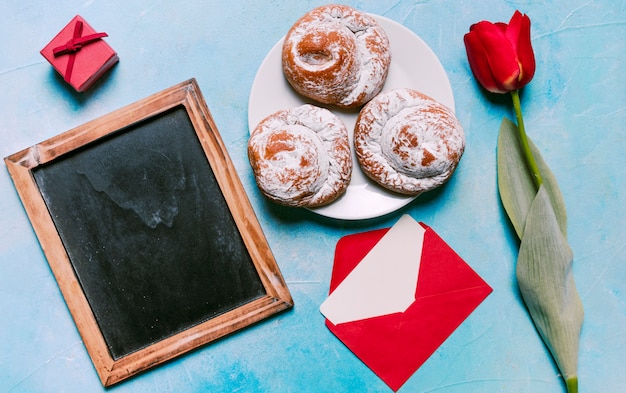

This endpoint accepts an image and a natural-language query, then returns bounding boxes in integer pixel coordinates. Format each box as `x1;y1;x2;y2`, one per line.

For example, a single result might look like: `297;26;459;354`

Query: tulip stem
511;89;543;189
566;377;578;393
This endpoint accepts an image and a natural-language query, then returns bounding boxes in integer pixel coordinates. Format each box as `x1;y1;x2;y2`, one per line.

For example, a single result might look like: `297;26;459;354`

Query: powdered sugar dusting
248;105;352;207
282;5;391;108
355;88;465;195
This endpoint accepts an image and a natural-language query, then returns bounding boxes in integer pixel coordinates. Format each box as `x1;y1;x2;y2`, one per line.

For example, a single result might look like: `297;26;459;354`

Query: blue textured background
1;1;624;392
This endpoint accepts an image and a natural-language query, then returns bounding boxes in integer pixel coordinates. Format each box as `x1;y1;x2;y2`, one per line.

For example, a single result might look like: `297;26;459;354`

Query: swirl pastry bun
354;88;465;195
248;104;352;207
282;4;391;108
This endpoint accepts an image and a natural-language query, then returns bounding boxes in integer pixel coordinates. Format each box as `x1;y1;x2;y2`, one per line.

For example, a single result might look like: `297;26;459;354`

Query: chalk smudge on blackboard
78;148;186;229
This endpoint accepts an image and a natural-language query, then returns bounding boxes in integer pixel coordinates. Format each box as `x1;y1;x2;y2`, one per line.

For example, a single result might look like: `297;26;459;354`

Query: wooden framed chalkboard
4;79;293;386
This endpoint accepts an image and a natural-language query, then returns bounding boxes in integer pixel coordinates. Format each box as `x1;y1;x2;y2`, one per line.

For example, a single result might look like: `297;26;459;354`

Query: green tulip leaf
497;118;568;239
497;117;582;392
517;185;583;391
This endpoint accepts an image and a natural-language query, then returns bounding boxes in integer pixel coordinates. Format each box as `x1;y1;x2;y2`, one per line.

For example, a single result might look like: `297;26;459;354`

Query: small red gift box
41;15;118;92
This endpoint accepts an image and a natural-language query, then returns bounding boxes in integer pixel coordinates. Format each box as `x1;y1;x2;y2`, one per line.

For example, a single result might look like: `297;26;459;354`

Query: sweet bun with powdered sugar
281;4;391;108
354;88;465;195
248;104;352;207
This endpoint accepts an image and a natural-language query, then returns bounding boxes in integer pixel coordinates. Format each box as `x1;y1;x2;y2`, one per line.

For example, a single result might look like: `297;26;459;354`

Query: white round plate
247;15;454;220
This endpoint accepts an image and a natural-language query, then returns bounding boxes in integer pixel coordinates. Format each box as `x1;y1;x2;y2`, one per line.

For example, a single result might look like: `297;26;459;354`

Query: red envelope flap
330;227;390;291
325;222;492;391
416;223;492;298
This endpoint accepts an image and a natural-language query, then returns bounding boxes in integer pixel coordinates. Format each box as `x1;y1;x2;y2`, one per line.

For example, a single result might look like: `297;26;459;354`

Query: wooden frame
4;79;293;386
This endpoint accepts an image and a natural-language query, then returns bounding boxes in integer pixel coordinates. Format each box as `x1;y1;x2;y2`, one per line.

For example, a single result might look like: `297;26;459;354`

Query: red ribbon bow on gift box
52;20;108;83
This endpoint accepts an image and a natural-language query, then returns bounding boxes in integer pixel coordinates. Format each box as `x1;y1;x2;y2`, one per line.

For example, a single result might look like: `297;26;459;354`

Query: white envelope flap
320;215;426;325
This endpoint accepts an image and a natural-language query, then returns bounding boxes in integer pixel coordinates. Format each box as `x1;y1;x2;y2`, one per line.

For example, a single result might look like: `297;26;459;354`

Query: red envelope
324;220;492;391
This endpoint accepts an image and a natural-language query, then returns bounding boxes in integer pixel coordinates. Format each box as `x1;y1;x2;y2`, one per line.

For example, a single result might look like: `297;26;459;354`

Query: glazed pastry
354;88;465;195
282;4;391;108
248;104;352;207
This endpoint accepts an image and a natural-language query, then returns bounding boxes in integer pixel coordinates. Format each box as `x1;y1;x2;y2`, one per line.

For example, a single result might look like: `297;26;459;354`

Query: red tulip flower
464;10;535;94
464;10;542;189
464;11;583;393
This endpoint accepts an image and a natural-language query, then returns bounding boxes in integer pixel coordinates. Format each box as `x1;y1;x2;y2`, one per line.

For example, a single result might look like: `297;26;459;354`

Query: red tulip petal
506;11;524;53
513;13;536;86
471;22;521;91
495;22;508;32
464;31;503;93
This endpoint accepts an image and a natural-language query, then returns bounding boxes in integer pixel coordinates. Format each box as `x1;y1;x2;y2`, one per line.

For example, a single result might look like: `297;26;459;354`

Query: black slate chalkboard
33;105;266;359
5;79;293;386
